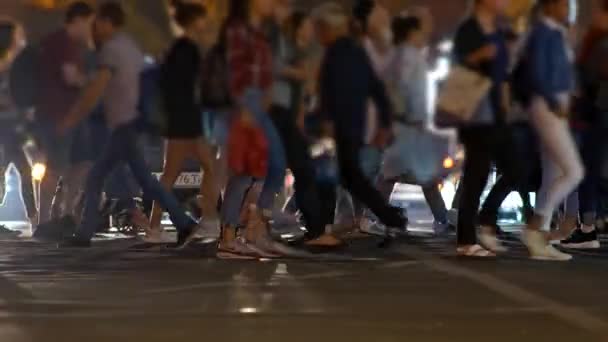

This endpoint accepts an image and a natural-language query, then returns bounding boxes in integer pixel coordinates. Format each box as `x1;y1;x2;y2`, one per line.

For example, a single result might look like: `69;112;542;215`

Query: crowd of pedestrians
0;0;606;261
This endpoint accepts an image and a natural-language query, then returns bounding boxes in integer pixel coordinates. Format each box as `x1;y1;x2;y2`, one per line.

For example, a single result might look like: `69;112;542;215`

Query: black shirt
319;37;392;141
161;37;202;138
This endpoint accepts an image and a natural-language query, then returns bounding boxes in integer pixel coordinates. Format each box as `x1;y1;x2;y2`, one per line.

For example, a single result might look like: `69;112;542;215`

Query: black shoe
58;236;91;248
560;229;600;249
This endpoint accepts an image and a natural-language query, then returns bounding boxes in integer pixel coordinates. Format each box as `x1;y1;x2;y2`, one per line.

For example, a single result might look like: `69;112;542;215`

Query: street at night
0;232;606;341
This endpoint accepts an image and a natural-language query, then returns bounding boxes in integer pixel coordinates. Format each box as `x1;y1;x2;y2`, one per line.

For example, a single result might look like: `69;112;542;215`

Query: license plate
153;172;202;188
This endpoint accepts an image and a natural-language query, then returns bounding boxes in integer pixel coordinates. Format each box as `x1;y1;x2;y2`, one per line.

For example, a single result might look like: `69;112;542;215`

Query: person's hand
372;126;393;149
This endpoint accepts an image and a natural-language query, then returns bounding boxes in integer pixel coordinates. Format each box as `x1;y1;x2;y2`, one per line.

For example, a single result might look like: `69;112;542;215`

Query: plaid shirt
226;21;273;99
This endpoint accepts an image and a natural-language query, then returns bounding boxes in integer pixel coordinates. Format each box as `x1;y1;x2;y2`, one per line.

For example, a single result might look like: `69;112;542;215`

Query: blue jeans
221;89;286;226
76;122;194;240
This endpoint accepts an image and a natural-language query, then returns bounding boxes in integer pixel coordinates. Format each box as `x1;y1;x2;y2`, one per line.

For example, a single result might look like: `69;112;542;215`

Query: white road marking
396;245;608;335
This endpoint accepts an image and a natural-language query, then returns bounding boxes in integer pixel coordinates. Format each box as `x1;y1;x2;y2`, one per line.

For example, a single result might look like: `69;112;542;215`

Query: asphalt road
0;232;607;342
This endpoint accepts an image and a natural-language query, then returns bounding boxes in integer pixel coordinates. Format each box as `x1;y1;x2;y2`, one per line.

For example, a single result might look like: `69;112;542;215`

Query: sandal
457;244;496;258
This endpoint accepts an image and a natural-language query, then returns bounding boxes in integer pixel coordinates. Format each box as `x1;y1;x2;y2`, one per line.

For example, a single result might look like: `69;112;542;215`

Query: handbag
435;65;492;127
227;116;268;179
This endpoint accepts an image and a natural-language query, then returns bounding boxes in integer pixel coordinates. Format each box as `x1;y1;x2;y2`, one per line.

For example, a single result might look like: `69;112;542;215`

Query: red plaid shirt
225;21;273;99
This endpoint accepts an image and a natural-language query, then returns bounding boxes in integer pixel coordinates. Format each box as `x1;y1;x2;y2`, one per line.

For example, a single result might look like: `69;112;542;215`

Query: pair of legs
74;122;195;243
37;122;75;224
559;125;606;234
328;133;405;230
220;89;287;249
530;99;584;231
457;126;523;253
270;105;339;244
376;175;448;225
150;137;219;230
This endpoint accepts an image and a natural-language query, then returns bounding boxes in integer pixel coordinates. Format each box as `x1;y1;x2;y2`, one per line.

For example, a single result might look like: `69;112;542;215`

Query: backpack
199;44;232;110
8;45;41;110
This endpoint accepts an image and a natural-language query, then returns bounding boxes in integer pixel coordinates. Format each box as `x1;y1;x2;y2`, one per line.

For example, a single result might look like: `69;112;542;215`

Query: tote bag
435;65;492;127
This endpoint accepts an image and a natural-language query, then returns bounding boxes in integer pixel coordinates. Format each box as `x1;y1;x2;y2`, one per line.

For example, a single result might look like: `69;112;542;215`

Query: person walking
268;8;342;247
217;0;290;258
374;14;450;235
452;0;526;257
312;2;406;234
519;0;583;260
35;2;95;225
58;1;197;248
148;2;220;242
556;0;608;249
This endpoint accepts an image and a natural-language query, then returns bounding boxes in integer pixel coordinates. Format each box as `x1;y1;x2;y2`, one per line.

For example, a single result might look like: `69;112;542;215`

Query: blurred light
443;157;455;169
438;40;453;53
239;307;258;314
31;163;46;181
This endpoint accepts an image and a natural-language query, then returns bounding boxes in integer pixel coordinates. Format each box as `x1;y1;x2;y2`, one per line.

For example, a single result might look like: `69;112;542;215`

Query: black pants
270;106;334;239
0;129;36;218
333;133;405;228
457;126;525;246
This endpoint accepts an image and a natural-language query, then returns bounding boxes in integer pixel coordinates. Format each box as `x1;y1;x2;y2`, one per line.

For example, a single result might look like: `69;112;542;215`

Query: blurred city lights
31;163;46;182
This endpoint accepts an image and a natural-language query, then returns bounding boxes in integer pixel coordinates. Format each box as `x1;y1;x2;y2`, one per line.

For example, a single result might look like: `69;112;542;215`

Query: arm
59;67;111;133
62;63;87;88
367;53;392;128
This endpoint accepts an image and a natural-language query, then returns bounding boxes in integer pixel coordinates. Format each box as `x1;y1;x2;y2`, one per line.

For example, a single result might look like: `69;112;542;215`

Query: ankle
479;225;496;236
221;226;236;244
526;214;545;231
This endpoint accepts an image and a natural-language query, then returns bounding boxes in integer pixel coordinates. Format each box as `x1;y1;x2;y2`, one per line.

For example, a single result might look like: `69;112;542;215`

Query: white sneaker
194;219;221;240
359;217;387;237
523;230;572;261
478;227;508;253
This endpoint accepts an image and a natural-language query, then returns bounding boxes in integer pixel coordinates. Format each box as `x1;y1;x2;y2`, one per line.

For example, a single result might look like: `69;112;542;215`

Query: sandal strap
458;244;495;257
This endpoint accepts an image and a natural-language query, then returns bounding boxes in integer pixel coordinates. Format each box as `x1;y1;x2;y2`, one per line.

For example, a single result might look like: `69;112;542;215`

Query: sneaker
433;221;454;236
479;226;508;253
58;236;91;248
522;230;572;261
560;228;600;249
359;217;387;237
194;219;221;240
